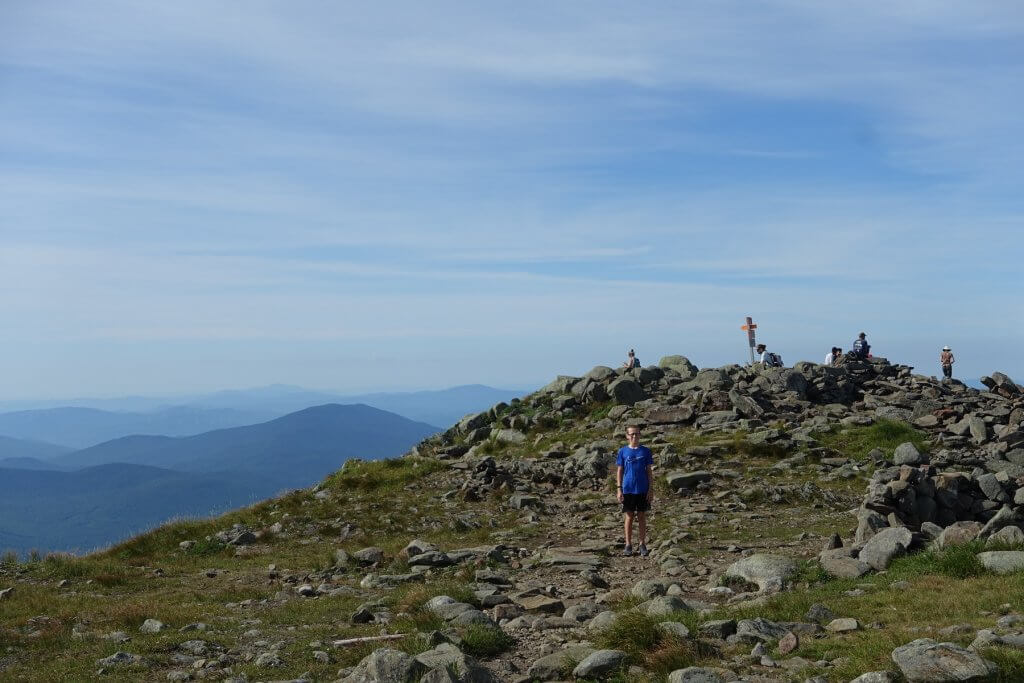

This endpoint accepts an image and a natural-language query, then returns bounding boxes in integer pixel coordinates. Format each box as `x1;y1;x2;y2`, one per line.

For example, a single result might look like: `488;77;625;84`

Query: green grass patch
888;541;987;580
980;646;1024;682
820;419;929;461
460;624;515;657
325;456;445;494
594;609;715;678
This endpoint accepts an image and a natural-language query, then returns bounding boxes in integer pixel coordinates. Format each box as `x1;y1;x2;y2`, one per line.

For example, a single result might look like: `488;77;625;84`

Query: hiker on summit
852;332;871;360
824;347;842;366
756;343;783;368
940;345;955;379
616;425;653;557
622;349;640;370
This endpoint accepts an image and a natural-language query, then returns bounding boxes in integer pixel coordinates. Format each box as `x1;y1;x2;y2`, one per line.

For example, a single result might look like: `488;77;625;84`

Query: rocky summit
2;355;1024;682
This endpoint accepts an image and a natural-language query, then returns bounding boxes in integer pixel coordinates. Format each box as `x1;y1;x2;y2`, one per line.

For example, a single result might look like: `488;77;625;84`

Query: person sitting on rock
622;348;640;370
616;425;653;557
852;332;871;360
824;347;842;366
756;343;783;368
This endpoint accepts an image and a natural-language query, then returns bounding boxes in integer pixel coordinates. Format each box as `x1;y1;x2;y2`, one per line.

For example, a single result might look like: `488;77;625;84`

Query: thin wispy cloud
1;2;1021;396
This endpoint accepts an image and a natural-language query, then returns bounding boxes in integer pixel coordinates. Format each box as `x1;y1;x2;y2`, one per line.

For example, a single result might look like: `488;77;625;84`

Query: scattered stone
667;668;725;682
139;619;166;633
826;618;861;633
657;621;691;639
96;652;143;667
572;649;627;679
527;645;595;681
848;673;898;683
777;631;798;655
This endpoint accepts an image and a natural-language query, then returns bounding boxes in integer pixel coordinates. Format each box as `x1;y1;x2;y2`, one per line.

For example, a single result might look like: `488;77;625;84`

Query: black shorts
622;493;650;513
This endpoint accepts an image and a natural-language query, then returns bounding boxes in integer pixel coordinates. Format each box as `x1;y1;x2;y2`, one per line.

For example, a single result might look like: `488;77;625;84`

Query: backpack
632;357;640;369
766;352;783;367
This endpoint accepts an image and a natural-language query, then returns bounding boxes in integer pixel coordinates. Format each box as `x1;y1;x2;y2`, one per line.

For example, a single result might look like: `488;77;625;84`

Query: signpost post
741;317;757;365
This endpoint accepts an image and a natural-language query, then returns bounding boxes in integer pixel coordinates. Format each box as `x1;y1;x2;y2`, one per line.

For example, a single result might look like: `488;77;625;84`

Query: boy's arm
616;465;624;501
646;464;654;501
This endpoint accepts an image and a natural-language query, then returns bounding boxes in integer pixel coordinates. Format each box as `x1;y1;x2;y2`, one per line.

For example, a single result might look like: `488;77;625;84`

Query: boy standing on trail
616;425;654;557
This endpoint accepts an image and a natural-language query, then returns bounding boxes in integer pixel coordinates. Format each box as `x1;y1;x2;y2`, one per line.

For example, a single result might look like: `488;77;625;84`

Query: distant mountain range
0;435;72;461
0;384;524;449
0;403;439;556
0;463;278;555
47;404;438;488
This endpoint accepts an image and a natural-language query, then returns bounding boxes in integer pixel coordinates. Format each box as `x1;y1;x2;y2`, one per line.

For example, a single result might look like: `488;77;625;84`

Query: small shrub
979;646;1024;682
42;554;90;578
595;610;659;660
795;559;831;585
184;538;227;557
461;625;515;657
645;639;716;677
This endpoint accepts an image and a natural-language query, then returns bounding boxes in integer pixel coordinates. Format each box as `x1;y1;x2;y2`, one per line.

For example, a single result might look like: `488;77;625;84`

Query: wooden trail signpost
741;316;757;365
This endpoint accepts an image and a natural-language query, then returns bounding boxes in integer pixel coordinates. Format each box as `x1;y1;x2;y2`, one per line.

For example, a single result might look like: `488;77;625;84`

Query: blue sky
1;2;1022;398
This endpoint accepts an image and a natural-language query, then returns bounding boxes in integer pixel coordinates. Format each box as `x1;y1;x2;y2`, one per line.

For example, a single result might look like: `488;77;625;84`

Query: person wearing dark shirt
852;332;871;359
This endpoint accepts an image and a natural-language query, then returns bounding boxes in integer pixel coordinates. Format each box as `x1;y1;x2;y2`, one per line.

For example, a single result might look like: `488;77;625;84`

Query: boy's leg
623;511;634;546
637;510;647;546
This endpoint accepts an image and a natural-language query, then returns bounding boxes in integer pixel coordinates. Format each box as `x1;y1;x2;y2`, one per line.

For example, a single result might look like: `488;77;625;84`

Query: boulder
414;643;495;682
890;638;997;681
977;551;1024;574
585;366;617;382
571;649;627;679
341;648;426;683
667;668;725;683
642;595;691;616
732;618;790;644
607;378;645;405
893;442;925;466
665;471;713;490
849;673;898;683
936;521;983;549
858;527;912;571
819;555;871;579
723;553;798;591
659;355;698;378
987;525;1024;547
527;645;595;681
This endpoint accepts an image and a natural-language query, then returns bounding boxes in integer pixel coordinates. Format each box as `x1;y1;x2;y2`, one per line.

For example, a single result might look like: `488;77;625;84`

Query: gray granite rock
891;638;997;682
571;649;627;679
859;526;912;571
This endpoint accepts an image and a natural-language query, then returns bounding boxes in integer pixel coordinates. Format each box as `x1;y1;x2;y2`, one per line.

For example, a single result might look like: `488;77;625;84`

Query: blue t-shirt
616;445;653;494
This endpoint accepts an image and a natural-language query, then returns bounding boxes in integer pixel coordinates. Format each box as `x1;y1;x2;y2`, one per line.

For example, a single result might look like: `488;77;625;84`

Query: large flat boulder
723;553;798;591
891;638;996;681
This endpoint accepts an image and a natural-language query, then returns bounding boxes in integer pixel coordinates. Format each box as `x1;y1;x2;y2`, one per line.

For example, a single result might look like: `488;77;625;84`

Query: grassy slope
1;419;1023;681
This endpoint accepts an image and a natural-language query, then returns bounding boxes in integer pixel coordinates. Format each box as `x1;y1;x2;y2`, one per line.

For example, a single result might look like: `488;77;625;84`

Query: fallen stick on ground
332;633;407;647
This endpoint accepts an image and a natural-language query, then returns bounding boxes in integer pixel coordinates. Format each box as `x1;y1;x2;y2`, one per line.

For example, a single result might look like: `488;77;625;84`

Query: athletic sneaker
622;544;633;557
638;544;650;557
